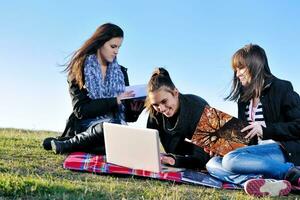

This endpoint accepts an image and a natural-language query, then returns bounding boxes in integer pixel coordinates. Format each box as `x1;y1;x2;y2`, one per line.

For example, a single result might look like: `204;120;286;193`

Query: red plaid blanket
63;152;240;189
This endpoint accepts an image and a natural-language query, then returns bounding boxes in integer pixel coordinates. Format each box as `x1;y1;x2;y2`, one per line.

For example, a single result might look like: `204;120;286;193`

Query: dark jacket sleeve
121;65;129;86
166;142;210;169
120;66;144;122
263;81;300;140
68;77;119;120
147;115;210;170
146;115;160;132
146;114;170;155
68;65;134;120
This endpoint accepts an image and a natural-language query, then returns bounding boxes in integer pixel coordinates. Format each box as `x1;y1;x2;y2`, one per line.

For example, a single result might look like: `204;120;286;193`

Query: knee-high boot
42;136;72;150
51;123;105;154
285;167;300;186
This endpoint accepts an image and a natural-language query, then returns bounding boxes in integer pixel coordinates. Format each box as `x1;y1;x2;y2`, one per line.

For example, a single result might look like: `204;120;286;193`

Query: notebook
190;105;250;156
121;84;147;100
103;122;184;173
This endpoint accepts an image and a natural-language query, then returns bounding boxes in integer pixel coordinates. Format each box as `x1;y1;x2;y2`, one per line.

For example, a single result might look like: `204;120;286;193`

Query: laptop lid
103;122;162;173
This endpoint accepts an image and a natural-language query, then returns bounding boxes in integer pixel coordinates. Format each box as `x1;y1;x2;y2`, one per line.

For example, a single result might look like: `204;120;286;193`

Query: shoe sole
244;179;291;197
51;140;58;154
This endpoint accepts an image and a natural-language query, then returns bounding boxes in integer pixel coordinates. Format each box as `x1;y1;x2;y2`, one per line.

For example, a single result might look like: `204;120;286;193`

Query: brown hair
225;44;273;102
145;67;176;115
64;23;124;89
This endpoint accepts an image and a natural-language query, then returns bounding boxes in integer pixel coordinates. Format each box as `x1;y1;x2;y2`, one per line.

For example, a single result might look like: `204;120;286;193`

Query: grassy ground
0;128;299;200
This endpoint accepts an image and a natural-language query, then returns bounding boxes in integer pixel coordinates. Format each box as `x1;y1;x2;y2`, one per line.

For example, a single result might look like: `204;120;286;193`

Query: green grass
0;128;299;199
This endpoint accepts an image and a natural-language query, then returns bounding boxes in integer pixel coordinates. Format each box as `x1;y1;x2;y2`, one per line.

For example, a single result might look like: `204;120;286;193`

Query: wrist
116;97;121;105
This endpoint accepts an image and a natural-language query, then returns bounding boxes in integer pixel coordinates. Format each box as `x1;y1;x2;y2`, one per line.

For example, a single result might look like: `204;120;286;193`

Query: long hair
64;23;124;89
145;67;176;116
225;44;273;102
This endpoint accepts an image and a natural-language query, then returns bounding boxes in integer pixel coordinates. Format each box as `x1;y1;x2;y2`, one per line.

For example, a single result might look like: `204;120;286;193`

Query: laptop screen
103;122;161;173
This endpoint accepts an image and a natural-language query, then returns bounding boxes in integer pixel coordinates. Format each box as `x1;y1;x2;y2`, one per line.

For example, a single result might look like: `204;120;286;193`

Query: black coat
238;76;300;165
147;94;210;169
61;66;140;137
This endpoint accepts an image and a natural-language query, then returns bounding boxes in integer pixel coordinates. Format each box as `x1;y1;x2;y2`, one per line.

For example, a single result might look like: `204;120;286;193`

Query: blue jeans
206;143;294;185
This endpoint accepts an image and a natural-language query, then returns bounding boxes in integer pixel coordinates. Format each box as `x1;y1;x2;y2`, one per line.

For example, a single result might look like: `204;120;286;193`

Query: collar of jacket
261;75;276;95
237;75;275;104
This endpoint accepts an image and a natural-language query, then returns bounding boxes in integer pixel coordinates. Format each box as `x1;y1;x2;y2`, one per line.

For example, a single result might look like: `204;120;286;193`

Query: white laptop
103;122;183;173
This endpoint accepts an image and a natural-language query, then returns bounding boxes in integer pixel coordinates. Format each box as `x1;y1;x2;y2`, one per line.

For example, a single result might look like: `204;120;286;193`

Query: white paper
122;84;147;100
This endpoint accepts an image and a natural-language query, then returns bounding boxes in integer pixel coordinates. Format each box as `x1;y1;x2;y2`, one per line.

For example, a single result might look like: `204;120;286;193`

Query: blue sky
0;1;299;132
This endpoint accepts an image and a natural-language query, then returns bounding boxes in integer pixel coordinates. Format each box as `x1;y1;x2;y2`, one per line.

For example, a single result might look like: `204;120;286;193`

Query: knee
206;156;222;171
222;151;242;172
91;123;104;136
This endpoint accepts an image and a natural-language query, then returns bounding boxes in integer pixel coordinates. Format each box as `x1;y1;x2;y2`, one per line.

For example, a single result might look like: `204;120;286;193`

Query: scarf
84;54;125;99
82;54;126;125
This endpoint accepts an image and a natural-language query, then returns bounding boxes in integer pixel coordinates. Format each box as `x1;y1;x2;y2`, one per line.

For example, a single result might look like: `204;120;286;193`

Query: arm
124;98;145;122
147;95;210;169
263;82;300;140
173;141;210;169
147;114;171;157
162;142;210;169
120;65;145;122
149;112;210;169
68;79;119;119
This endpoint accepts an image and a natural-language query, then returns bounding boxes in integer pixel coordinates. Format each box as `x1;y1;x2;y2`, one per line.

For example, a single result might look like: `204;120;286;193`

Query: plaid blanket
63;152;241;189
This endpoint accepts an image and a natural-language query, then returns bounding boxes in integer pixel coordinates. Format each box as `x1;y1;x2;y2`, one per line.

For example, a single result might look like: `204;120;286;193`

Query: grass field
0;128;299;199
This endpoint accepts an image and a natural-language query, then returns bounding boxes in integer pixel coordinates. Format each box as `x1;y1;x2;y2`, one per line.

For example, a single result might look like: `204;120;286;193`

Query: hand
161;155;175;166
117;90;135;104
130;99;145;112
242;122;263;139
204;147;217;157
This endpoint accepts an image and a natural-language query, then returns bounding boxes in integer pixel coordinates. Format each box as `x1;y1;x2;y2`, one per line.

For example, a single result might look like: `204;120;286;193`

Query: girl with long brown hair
43;23;141;154
206;44;300;197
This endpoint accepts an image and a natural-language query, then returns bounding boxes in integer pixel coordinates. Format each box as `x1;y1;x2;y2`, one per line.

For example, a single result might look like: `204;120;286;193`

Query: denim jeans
206;143;294;185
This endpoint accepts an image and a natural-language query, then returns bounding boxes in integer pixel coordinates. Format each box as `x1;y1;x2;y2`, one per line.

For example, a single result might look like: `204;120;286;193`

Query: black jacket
238;76;300;165
61;66;140;137
147;94;210;169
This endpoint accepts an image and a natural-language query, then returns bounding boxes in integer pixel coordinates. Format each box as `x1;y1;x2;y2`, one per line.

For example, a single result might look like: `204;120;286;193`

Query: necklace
163;115;180;131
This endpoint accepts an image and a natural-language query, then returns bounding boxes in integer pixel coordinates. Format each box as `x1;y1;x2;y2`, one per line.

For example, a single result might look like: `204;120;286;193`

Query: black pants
70;122;106;154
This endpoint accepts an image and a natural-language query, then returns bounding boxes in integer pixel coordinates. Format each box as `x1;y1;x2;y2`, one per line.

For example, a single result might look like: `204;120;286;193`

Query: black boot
51;123;105;154
42;136;72;150
285;167;300;186
51;140;74;154
42;137;56;150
